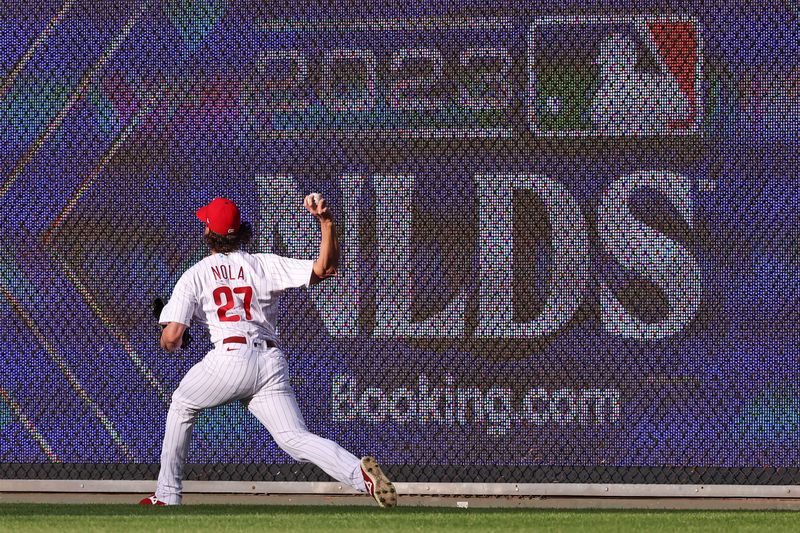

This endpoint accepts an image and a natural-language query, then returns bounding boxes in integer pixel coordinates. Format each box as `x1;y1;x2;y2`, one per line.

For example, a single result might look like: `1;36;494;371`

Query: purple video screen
0;1;798;482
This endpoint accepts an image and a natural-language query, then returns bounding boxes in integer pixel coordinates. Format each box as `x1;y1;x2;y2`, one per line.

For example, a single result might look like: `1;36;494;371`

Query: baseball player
139;195;396;507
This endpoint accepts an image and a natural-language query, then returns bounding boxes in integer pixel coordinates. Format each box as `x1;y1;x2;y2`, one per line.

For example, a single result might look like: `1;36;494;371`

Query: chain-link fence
1;0;798;487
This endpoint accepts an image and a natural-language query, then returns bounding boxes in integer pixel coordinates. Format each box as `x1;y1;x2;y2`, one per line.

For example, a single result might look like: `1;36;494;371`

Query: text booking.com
331;374;621;435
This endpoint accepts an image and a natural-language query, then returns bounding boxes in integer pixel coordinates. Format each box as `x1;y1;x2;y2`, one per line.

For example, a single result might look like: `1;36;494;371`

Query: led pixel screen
0;1;798;484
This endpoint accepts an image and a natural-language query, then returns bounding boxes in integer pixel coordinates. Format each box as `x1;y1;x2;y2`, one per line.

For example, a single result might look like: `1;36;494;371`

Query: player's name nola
256;171;701;342
211;264;246;281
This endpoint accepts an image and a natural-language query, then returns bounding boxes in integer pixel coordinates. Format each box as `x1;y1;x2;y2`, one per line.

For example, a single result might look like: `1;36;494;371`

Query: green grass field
1;505;799;532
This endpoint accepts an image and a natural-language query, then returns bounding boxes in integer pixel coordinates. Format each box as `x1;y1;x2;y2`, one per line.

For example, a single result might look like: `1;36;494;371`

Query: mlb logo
528;16;701;136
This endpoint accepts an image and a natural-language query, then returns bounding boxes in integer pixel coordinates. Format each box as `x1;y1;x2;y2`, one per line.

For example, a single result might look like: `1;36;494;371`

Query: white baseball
310;192;322;206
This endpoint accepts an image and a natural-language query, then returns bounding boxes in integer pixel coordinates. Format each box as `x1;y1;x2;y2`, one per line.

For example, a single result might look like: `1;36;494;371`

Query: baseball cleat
138;494;167;506
360;456;397;508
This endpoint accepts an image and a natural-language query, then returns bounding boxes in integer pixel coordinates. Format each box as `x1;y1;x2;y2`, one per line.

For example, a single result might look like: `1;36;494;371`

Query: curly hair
203;221;253;253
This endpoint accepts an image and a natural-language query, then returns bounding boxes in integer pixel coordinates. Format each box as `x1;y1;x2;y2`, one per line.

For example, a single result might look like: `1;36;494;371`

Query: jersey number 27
213;286;253;322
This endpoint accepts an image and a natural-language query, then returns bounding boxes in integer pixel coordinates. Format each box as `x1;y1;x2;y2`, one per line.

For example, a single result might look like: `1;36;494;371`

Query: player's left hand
304;193;331;221
152;297;193;350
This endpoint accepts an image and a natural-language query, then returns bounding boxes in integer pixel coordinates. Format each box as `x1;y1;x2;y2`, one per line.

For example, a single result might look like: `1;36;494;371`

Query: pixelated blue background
0;0;798;478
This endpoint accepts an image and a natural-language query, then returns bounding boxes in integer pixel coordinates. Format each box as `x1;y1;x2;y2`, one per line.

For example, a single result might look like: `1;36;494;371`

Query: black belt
222;336;277;348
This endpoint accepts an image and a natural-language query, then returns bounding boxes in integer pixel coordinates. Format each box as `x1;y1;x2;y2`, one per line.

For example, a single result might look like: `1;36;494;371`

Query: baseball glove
152;297;193;349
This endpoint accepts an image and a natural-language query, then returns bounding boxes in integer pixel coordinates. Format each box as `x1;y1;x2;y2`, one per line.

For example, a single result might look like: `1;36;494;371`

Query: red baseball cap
196;197;241;235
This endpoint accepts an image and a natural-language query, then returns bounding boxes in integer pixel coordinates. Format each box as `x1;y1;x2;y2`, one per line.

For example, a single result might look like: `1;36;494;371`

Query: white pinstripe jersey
159;251;314;346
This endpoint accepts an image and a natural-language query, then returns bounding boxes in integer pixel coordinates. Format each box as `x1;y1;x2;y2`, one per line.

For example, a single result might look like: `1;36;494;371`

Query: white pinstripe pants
155;346;365;505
